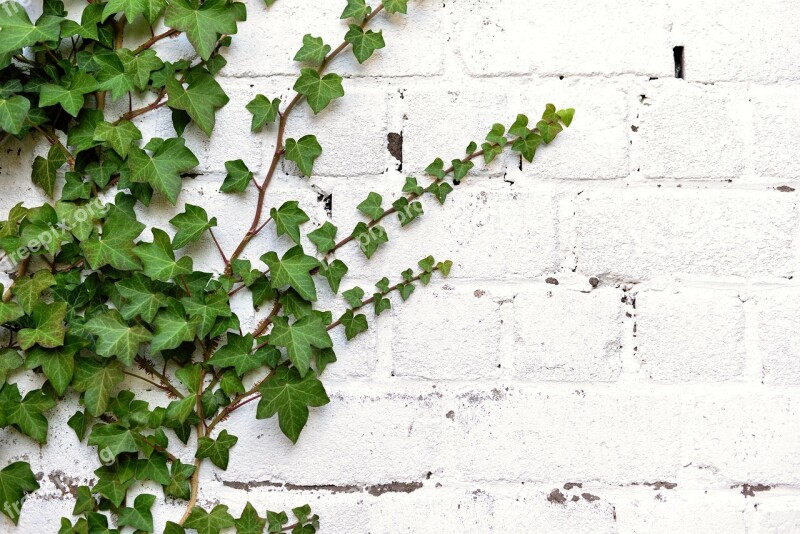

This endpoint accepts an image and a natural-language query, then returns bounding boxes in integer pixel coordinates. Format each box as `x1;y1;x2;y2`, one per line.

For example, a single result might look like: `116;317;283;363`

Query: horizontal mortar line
300;378;800;395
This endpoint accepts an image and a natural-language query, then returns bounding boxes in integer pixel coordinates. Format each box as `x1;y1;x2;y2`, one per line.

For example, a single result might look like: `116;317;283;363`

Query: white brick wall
4;0;800;532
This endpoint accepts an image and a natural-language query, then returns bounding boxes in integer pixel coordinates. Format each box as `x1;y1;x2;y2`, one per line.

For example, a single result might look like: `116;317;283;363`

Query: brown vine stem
133;28;180;55
225;3;387;270
114;88;167;124
122;370;175;393
28;122;76;169
134;356;184;398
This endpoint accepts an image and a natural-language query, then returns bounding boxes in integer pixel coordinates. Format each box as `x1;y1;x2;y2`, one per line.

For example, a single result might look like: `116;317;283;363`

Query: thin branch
133;28;181;55
208;229;229;266
225;3;387;268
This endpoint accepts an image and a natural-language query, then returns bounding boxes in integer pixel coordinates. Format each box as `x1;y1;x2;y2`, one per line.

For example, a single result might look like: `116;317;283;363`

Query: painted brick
754;288;800;385
636;288;747;382
513;287;625;381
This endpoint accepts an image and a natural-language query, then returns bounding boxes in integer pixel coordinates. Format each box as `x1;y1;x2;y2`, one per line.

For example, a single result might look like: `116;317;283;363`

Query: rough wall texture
2;0;800;532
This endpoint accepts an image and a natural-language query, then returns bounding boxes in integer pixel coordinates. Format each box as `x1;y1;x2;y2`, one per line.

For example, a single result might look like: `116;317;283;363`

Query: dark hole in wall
387;132;403;171
673;46;684;79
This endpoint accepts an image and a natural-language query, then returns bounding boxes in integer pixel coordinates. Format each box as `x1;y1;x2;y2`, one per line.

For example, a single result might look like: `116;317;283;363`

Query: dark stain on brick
545;277;559;285
547;489;567;504
48;471;82;497
445;410;455;420
222;479;422;497
644;481;677;490
582;492;600;502
387;132;403;170
589;277;600;288
563;482;582;490
571;495;580;502
735;483;771;497
776;185;795;193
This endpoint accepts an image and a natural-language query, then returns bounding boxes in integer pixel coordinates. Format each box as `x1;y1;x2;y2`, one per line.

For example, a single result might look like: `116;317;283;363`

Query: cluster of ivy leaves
0;0;573;532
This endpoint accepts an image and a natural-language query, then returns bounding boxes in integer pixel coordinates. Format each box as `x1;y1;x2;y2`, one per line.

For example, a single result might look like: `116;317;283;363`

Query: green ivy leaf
356;192;385;221
537;118;563;144
169;204;218;249
428;182;453;204
269;315;332;377
118;493;155;532
25;337;81;395
398;282;415;301
184;505;236;534
221;159;253;193
0;461;39;525
72;359;124;416
2;385;56;443
31;145;67;198
182;289;231;338
256;367;330;443
270;201;310;245
93;120;142;159
85;310;152;366
12;270;55;314
87;423;138;457
382;0;408;14
164;0;239;60
424;157;445;180
307;221;338;254
284;135;322;177
402;176;424;196
167;73;230;137
18;301;67;350
511;129;542;162
134;228;194;281
207;333;271;376
319;259;348;294
81;206;146;271
0;349;23;385
72;485;95;515
116;273;168;322
345;25;385;64
293;34;330;66
482;142;503;164
236;502;267;534
557;108;575;127
261;246;319;302
246;95;280;132
103;0;166;25
0;4;61;55
196;429;238;469
164;460;196;501
350;222;388;259
293;68;344;114
151;304;199;353
451;159;474;184
129;137;199;205
39;72;99;117
340;0;371;22
509;114;529;137
0;95;30;135
339;309;367;340
94;53;135;101
373;293;391;315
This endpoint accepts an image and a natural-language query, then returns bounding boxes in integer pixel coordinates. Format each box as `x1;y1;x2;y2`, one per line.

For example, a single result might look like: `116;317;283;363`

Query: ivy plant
0;0;574;532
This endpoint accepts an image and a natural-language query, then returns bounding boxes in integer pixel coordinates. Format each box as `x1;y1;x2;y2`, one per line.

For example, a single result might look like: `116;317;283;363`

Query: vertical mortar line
617;283;643;381
495;284;517;379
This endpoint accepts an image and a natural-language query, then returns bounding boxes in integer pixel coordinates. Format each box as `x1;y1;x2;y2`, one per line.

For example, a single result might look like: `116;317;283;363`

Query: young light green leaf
293;34;330;66
293;68;344;114
350;222;388;259
169;204;218;249
451;159;474;184
246;95;280;132
557;108;575;127
537;118;563;144
12;270;55;314
512;129;542;162
284;135;322;176
319;259;348;294
345;25;385;64
81;206;145;271
424;157;446;180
